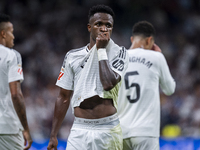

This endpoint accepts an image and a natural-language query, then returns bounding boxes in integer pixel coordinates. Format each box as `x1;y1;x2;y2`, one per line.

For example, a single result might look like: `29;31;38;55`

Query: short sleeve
56;53;74;90
8;50;24;83
109;47;129;77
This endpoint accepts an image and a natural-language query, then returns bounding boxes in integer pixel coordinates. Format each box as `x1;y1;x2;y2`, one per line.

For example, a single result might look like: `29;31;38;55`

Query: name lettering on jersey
129;57;153;69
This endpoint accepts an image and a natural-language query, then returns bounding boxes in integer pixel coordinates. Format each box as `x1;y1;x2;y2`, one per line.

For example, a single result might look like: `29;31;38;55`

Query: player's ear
130;36;134;43
147;36;155;50
87;24;91;32
146;36;153;47
0;30;6;38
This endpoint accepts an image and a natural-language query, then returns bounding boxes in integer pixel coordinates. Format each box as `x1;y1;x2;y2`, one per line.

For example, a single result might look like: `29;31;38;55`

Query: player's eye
106;24;112;28
96;23;101;26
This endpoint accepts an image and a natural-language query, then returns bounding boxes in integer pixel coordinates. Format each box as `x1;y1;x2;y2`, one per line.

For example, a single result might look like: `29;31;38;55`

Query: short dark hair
88;5;114;21
0;14;10;24
132;21;156;38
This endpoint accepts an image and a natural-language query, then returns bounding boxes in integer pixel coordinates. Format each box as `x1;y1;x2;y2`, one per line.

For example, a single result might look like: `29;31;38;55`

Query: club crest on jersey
112;59;124;71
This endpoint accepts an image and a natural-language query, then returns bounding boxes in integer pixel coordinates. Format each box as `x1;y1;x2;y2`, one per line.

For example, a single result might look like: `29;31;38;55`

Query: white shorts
66;113;123;150
123;137;159;150
0;130;24;150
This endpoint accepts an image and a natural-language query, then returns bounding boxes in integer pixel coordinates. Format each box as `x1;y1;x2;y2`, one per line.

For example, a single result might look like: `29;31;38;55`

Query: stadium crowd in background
1;0;200;141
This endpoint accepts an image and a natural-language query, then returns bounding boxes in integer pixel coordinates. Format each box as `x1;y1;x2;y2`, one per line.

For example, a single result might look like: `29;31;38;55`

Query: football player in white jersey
0;14;32;150
47;5;128;150
117;21;176;150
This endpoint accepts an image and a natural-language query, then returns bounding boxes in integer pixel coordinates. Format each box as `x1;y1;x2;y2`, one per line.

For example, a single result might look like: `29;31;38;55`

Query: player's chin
9;43;14;48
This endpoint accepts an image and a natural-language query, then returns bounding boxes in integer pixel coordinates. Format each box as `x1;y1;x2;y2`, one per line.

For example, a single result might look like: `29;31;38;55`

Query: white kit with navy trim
117;48;175;138
0;44;24;134
56;39;129;113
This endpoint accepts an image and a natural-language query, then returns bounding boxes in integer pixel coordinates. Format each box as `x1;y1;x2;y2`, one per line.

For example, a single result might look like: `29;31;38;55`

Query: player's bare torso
74;96;116;119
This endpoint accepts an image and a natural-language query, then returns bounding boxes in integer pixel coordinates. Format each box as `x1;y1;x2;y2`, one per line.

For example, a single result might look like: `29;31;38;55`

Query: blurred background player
47;5;128;150
0;14;32;150
117;21;176;150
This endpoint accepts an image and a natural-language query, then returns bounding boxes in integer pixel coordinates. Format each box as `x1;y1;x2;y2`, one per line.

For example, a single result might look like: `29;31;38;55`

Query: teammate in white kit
47;5;128;150
0;14;32;150
117;21;176;150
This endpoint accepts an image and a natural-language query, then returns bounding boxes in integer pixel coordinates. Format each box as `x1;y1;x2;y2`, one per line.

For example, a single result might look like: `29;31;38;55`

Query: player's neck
129;44;144;50
88;38;96;50
0;40;6;47
88;43;95;50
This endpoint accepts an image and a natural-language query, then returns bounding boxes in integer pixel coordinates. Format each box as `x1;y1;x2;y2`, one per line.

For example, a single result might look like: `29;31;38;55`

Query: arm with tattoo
9;81;32;150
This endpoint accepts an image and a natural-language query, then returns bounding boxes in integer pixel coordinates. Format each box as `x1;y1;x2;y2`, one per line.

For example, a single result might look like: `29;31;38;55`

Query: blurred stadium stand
1;0;200;149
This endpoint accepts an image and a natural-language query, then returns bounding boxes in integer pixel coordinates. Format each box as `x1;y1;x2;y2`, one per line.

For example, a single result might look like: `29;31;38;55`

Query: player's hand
23;130;32;150
151;43;162;52
47;136;58;150
96;32;110;49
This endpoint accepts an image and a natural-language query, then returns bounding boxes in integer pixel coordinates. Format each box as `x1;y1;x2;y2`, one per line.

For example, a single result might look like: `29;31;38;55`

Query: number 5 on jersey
124;71;140;103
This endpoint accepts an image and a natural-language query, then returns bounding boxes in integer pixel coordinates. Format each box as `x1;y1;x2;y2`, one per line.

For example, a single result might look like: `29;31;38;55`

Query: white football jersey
0;44;24;134
117;48;175;138
56;40;128;113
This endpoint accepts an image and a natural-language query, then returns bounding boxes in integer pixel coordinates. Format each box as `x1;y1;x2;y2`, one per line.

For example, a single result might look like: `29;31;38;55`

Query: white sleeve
158;53;176;95
56;53;74;90
110;47;129;77
8;50;24;83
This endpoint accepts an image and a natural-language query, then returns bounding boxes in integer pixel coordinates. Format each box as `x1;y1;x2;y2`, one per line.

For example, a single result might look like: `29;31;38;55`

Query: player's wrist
97;48;108;61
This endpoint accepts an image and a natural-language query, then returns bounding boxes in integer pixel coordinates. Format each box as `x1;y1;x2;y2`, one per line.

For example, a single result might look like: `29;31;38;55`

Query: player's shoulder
65;45;87;59
118;46;128;59
62;45;87;67
67;46;87;55
0;44;11;53
10;49;22;65
0;46;19;59
129;48;164;57
146;49;165;60
11;49;21;57
128;48;166;66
